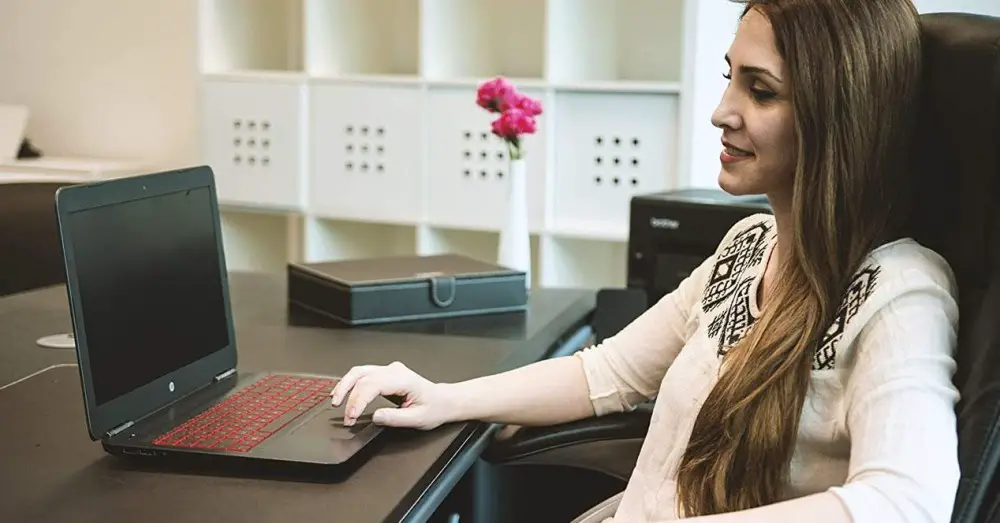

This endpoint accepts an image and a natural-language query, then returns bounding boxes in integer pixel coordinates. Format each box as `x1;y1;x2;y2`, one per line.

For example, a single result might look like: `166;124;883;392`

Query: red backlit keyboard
152;374;337;453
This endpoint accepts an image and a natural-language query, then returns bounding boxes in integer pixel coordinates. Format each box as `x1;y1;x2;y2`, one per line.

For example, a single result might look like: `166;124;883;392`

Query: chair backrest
907;13;1000;523
0;181;70;297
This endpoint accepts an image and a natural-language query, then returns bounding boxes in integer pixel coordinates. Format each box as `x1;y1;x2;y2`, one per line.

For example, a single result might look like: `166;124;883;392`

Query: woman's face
712;9;796;199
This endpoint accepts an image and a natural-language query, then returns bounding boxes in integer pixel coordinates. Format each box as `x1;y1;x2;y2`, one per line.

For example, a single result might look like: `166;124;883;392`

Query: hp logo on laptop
169;381;175;392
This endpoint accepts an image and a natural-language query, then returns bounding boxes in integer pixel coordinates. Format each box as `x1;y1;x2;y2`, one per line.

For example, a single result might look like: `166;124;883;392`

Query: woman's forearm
440;355;596;426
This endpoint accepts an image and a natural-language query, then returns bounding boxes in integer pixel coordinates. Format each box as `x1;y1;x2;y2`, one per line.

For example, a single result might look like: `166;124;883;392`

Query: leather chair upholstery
909;13;1000;523
0;182;71;297
484;12;1000;523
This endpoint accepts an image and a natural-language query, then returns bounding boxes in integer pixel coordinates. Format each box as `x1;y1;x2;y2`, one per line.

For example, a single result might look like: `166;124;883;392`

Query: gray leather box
286;254;528;326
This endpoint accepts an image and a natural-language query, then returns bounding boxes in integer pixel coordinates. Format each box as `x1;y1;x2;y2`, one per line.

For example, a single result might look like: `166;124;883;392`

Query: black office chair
483;12;1000;523
0;182;71;297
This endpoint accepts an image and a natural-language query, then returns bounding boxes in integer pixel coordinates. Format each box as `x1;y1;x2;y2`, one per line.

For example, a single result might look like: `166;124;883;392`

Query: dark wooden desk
0;272;595;523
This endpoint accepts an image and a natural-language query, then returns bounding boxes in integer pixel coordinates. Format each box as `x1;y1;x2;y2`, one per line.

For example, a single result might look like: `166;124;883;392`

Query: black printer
627;188;772;307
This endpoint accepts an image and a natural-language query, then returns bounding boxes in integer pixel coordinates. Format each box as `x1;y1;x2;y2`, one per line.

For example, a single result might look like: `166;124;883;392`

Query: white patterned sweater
575;214;961;522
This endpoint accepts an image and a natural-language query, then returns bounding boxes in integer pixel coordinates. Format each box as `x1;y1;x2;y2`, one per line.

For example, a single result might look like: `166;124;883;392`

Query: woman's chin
717;169;752;195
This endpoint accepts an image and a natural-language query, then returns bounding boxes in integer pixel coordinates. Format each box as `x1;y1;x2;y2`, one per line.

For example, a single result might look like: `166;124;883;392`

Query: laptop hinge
213;368;237;382
106;420;134;439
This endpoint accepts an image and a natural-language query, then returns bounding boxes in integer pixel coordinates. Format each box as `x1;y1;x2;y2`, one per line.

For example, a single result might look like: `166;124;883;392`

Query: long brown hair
675;0;923;516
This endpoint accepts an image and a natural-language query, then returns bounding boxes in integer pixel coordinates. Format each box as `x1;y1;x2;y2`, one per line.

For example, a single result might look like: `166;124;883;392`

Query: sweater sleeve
827;264;961;523
574;252;715;415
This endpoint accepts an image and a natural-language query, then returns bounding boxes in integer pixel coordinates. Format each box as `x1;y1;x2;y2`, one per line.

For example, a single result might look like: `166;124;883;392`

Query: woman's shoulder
814;239;958;372
862;238;957;299
836;239;957;344
827;238;957;332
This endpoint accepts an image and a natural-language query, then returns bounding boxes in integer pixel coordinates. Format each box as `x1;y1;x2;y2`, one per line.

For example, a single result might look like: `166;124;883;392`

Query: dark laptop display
69;185;229;407
54;165;392;477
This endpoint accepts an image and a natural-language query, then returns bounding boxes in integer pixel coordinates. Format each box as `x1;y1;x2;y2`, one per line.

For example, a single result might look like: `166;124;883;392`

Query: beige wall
2;0;999;183
0;0;200;169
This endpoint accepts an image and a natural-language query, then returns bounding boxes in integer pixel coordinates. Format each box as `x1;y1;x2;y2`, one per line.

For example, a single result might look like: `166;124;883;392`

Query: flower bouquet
476;77;543;160
476;77;543;290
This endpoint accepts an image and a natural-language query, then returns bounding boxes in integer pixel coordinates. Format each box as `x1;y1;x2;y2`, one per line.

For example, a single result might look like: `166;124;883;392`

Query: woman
329;1;961;521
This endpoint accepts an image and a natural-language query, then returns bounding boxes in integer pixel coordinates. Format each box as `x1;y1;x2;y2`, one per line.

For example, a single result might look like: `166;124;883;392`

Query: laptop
54;164;395;477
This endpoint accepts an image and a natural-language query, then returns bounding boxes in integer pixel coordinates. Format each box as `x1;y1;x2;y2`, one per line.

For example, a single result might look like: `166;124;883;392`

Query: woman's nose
711;91;741;130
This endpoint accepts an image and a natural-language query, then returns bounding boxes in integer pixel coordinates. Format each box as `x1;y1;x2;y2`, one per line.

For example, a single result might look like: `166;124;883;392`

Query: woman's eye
722;72;732;80
750;87;776;101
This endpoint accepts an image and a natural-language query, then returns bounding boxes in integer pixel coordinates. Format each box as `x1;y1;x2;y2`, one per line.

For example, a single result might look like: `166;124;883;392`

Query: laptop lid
54;165;238;441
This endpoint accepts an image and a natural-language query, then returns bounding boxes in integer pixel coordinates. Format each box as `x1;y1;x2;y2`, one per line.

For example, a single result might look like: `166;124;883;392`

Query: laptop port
121;448;157;457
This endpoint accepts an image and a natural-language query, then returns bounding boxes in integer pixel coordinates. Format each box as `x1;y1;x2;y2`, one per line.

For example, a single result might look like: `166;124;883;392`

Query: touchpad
291;396;397;441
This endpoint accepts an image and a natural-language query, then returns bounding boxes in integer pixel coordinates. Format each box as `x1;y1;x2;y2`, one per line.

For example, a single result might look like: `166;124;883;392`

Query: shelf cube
201;76;306;210
201;0;304;73
547;0;685;84
551;90;678;238
308;81;423;224
304;0;420;76
422;0;546;80
425;86;547;232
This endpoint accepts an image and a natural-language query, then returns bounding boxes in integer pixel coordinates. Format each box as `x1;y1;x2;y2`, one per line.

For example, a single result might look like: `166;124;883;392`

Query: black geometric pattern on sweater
707;275;756;356
813;265;882;370
701;220;773;314
698;217;883;371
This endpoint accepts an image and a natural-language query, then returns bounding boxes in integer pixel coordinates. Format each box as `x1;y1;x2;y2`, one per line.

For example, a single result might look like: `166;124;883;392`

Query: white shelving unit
196;0;689;289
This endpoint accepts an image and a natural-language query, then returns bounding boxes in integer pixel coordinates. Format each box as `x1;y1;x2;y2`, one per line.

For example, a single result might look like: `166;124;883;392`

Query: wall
2;0;999;187
679;0;1000;190
0;0;199;169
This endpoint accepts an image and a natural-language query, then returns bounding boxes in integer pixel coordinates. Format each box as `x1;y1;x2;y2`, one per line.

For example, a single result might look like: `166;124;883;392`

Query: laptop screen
66;185;231;406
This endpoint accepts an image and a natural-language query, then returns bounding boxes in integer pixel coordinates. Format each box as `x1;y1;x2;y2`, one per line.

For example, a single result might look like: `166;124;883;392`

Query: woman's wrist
432;381;471;424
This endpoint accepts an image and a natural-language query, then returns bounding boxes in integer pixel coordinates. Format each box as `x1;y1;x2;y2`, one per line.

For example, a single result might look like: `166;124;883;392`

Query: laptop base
102;431;390;484
100;371;395;482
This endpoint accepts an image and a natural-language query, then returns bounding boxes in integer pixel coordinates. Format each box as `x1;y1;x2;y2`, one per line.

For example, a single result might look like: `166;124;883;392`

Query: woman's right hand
329;361;456;430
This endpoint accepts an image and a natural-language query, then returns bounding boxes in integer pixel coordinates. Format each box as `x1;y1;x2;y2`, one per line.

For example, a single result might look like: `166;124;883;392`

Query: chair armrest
481;403;653;482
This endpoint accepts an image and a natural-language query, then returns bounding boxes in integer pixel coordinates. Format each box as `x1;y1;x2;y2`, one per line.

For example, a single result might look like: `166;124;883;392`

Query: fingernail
373;411;385;424
350;408;359;417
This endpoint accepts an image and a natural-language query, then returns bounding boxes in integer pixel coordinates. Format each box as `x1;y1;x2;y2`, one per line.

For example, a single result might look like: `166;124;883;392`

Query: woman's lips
721;140;754;163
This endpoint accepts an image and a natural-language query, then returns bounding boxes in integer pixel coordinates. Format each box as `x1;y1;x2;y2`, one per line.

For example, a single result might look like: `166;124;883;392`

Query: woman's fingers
342;375;384;425
373;405;426;428
329;365;376;406
329;362;428;427
342;365;420;426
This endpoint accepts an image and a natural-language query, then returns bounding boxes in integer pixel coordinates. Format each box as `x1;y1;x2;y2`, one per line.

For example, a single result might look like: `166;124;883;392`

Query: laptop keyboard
151;374;337;453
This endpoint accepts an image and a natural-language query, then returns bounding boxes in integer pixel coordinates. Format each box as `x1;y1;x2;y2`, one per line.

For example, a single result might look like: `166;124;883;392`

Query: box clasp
424;273;456;308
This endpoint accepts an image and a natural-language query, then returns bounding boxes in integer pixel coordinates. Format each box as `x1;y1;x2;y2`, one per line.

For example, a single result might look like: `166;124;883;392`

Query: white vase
497;157;532;290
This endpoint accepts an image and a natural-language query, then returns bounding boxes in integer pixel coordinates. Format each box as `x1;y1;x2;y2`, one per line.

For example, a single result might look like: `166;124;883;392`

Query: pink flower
504;91;544;117
491;108;537;140
476;77;515;113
